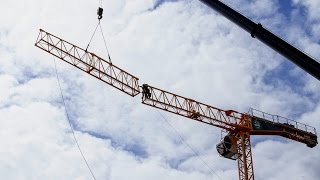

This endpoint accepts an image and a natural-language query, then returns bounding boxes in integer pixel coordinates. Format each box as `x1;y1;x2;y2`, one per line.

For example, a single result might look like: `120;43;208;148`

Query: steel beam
199;0;320;81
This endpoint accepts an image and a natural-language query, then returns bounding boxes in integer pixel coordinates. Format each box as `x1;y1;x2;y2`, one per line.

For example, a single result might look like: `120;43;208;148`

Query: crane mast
35;29;317;180
199;0;320;81
237;131;254;180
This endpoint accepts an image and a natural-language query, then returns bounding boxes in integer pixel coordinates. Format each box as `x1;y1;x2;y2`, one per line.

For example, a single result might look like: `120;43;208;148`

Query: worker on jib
142;84;151;99
189;110;200;119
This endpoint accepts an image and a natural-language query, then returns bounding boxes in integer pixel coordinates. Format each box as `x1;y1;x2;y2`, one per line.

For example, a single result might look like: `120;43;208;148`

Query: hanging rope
86;1;112;63
53;57;97;180
156;110;223;180
86;21;100;52
99;23;112;63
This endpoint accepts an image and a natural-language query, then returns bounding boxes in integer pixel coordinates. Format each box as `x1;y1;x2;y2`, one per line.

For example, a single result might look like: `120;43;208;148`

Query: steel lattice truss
141;84;250;132
237;132;254;180
35;29;140;97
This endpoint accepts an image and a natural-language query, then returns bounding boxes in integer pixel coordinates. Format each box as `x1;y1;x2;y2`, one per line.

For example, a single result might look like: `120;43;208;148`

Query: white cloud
253;140;320;180
293;0;320;21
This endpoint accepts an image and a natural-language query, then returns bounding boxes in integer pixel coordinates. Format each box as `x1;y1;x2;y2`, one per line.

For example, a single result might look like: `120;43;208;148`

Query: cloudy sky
0;0;319;179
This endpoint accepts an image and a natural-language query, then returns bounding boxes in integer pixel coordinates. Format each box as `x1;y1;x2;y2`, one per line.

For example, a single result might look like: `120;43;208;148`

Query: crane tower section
35;29;140;97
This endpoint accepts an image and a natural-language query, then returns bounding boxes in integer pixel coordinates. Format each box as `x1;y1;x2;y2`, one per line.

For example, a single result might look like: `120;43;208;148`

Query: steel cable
53;57;97;180
156;110;223;180
86;21;100;51
98;23;112;63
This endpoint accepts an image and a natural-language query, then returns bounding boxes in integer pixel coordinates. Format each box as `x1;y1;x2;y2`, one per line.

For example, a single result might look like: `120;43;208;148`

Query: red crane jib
35;29;140;97
141;84;251;132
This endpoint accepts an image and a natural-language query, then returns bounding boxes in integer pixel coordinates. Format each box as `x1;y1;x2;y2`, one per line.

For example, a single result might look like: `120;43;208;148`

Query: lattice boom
141;84;250;131
35;29;140;97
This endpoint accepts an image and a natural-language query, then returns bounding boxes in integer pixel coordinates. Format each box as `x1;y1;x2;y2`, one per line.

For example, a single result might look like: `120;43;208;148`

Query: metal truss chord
141;84;250;131
237;132;254;180
35;29;140;97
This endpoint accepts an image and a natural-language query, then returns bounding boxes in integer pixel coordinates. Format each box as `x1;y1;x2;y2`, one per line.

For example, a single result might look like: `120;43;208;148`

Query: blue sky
0;0;319;179
279;0;292;17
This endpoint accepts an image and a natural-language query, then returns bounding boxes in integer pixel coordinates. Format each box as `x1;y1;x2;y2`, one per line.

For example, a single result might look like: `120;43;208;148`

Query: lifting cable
85;22;100;52
53;57;97;180
156;110;223;180
86;1;112;63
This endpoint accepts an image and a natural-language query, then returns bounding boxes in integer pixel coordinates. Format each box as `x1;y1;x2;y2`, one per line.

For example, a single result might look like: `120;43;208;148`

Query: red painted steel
237;132;254;180
35;29;140;97
141;84;250;132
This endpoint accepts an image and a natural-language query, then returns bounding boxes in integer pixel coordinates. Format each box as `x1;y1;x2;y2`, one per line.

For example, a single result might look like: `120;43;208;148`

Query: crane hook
97;7;103;20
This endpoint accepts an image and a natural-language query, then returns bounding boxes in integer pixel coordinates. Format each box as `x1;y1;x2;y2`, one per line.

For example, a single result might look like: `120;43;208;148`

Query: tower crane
35;28;317;180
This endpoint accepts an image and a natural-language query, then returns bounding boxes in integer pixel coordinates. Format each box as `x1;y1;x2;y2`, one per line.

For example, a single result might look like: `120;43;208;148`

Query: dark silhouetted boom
199;0;320;81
